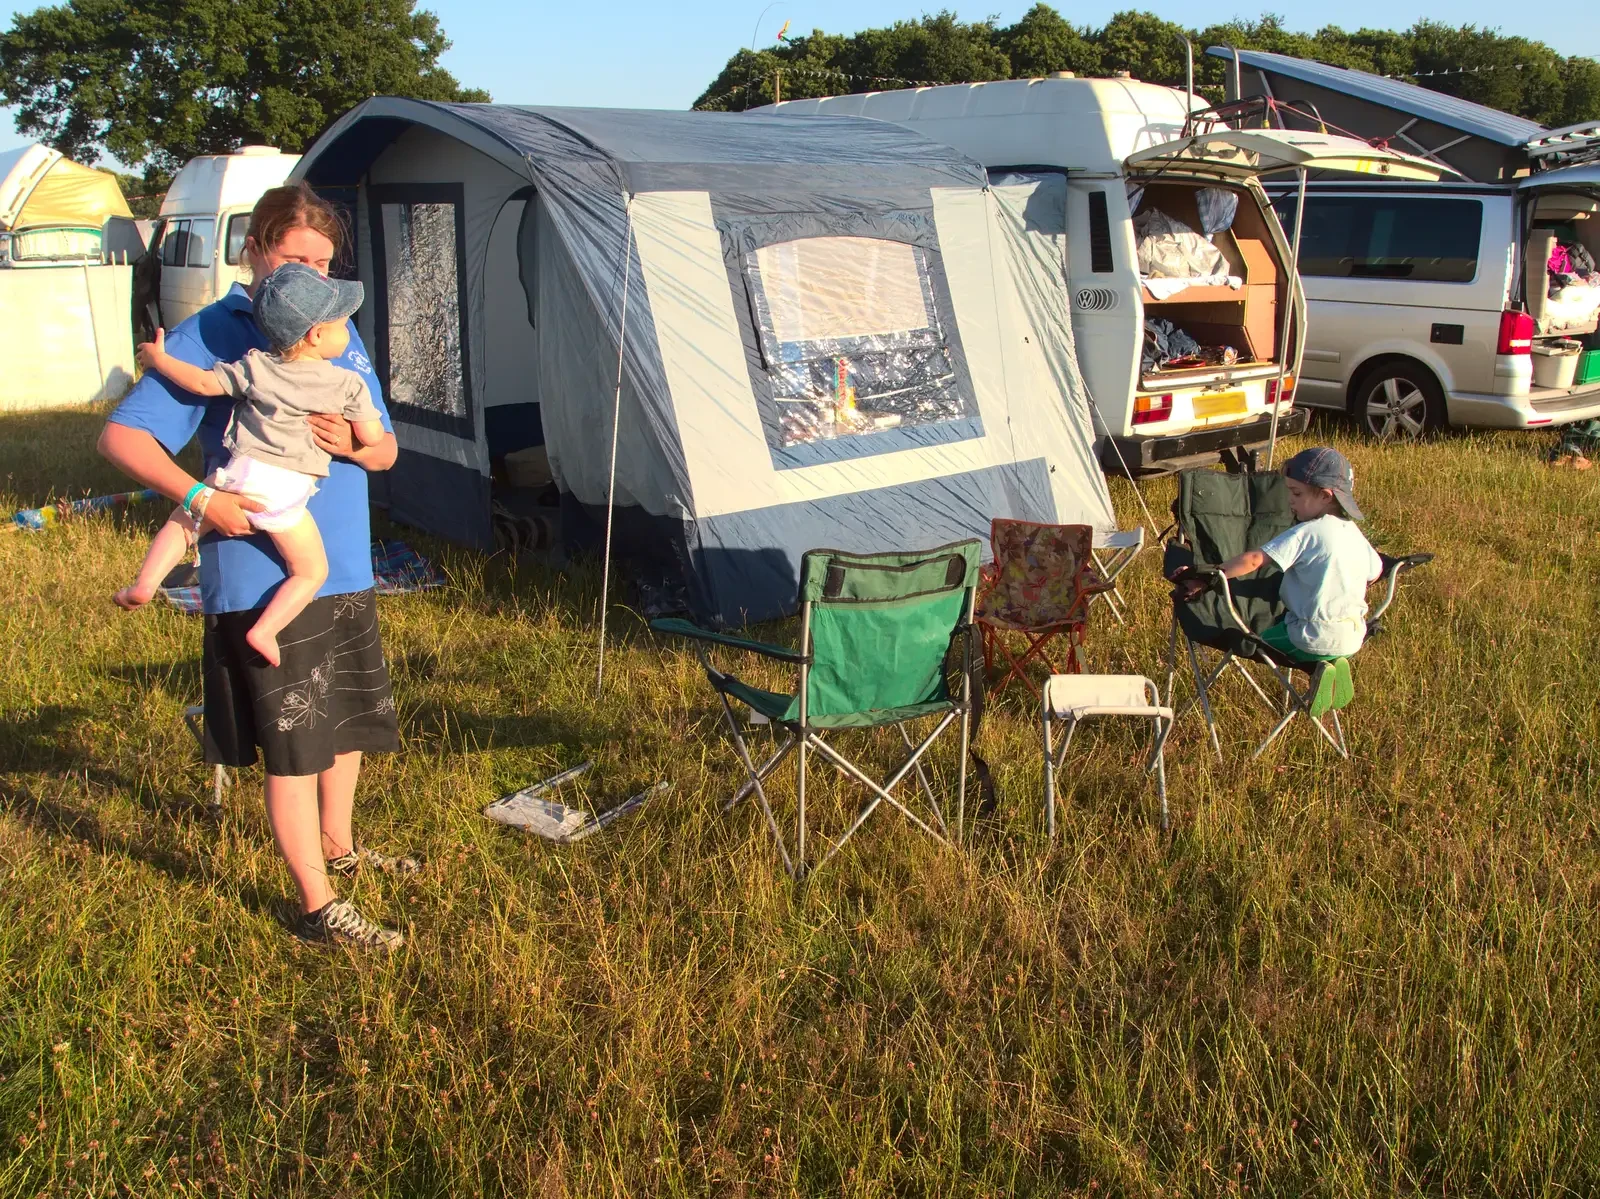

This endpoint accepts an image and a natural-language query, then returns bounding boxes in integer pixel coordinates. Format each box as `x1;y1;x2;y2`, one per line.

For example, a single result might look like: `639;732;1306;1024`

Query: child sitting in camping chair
1172;446;1380;713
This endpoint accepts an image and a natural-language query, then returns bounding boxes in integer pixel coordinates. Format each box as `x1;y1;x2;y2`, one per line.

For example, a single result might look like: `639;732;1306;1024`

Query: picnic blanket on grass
161;538;445;613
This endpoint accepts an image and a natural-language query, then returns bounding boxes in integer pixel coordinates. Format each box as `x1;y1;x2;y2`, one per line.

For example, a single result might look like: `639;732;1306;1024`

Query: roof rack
1525;121;1600;170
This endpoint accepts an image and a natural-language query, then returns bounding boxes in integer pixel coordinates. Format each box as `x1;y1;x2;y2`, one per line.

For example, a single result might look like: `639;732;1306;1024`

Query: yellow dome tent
0;145;136;411
0;144;132;233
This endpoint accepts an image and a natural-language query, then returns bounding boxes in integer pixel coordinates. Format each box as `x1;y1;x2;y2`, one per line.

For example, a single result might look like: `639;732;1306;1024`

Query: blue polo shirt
109;284;393;614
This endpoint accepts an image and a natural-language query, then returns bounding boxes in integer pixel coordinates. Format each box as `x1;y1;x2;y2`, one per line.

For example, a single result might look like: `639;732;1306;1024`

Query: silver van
1269;173;1600;439
1214;47;1600;440
138;146;299;330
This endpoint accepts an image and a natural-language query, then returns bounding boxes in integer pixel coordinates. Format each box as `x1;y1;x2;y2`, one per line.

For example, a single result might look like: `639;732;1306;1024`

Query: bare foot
1575;455;1594;472
245;625;282;667
114;585;154;610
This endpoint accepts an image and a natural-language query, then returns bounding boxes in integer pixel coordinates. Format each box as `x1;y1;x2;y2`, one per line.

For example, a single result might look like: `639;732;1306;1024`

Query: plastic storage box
1578;349;1600;387
1533;340;1582;389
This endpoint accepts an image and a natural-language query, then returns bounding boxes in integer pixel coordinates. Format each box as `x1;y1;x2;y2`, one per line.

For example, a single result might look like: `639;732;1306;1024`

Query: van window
186;218;215;267
224;214;250;265
1273;195;1482;283
160;220;190;267
743;236;966;451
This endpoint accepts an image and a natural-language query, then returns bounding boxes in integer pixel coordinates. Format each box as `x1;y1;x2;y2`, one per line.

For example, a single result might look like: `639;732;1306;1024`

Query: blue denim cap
1282;446;1364;521
254;262;364;351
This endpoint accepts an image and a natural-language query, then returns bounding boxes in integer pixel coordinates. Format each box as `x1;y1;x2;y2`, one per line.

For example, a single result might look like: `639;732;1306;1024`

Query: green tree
111;169;169;220
695;12;1009;111
1094;10;1193;87
1406;22;1567;127
0;0;489;174
997;4;1101;79
693;6;1600;127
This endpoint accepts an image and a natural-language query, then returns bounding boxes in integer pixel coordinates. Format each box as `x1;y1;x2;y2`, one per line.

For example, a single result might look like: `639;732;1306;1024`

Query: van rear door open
1123;130;1452;183
1112;131;1450;465
1519;160;1600;380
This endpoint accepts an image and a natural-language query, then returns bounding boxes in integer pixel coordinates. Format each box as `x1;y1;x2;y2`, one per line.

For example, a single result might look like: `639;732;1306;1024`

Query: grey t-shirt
214;349;384;477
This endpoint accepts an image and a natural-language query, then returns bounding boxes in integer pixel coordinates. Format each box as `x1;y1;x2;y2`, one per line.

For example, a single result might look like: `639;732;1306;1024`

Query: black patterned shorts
202;589;399;777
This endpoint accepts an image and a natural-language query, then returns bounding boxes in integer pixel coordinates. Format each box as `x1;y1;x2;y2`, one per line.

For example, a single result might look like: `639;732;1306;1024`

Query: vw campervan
1213;48;1600;440
769;77;1444;472
141;146;300;329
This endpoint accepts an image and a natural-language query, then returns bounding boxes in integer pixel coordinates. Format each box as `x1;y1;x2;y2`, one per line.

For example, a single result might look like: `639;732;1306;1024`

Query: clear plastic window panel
745;237;965;448
9;227;101;261
380;201;465;420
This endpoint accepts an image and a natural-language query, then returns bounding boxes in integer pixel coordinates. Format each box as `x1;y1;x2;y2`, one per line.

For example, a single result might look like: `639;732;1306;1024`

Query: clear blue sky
4;0;1598;161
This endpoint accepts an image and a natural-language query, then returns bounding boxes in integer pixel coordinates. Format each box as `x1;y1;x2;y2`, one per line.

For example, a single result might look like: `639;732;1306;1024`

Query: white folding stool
1042;674;1173;834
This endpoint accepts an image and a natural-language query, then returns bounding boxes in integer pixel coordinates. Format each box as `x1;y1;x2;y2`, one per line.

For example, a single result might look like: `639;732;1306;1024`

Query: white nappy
209;455;318;534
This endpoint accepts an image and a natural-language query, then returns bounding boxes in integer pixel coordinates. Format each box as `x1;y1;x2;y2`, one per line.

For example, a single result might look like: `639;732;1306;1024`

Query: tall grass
2;404;1597;1196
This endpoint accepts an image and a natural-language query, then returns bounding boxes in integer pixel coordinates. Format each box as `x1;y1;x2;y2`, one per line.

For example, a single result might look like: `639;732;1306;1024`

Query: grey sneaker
326;844;420;878
294;899;404;950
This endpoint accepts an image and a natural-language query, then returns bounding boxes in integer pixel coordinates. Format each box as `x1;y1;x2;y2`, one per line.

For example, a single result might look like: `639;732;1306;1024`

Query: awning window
743;236;966;451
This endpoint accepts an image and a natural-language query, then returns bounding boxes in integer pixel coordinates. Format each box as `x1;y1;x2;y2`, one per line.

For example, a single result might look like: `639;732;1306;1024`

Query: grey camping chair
1163;467;1431;759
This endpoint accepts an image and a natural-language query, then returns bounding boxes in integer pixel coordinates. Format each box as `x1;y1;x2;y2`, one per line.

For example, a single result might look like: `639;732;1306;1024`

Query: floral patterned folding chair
976;519;1111;697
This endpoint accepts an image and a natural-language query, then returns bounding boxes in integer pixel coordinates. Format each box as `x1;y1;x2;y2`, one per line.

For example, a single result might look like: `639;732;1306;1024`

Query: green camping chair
652;540;981;878
1162;468;1431;759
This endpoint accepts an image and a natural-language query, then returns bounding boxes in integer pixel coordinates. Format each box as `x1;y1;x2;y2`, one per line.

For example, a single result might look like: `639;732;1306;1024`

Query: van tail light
1132;393;1174;425
1266;374;1296;406
1497;309;1534;355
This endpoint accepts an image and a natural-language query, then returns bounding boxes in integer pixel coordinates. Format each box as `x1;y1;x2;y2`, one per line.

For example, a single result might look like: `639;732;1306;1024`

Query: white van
143;146;299;328
768;77;1443;472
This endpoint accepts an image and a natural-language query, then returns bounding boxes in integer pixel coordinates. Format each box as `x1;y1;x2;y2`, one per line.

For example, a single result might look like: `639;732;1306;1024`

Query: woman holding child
100;184;411;950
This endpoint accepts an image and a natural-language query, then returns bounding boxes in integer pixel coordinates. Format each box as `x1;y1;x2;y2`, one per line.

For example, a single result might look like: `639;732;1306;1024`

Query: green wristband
182;482;206;516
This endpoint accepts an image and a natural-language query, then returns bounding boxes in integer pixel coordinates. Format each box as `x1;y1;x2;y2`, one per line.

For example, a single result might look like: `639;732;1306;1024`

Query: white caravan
769;78;1445;472
145;146;299;328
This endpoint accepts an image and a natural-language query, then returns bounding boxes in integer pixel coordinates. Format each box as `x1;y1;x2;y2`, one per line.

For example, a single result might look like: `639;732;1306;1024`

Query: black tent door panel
385;448;495;552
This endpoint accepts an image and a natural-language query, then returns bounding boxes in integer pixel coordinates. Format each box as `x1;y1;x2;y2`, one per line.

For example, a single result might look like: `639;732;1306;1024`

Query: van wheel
1353;364;1445;442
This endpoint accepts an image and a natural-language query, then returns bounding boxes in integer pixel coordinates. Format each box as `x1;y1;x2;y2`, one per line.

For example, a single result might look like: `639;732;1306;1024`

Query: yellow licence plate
1192;389;1247;420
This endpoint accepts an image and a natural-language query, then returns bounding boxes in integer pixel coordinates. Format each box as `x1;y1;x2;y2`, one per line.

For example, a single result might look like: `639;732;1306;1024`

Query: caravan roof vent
1050;71;1076;79
235;145;282;157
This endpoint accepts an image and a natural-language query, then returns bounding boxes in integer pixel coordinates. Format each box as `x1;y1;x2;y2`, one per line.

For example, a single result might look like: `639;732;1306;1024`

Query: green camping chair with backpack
1162;467;1431;759
652;540;981;879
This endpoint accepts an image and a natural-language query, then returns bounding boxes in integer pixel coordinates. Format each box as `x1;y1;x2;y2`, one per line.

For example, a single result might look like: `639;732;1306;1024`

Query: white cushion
1044;673;1163;717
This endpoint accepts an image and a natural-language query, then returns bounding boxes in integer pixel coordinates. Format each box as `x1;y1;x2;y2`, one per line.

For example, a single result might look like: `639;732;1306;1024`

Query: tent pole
83;262;108;402
1266;167;1306;470
596;196;635;696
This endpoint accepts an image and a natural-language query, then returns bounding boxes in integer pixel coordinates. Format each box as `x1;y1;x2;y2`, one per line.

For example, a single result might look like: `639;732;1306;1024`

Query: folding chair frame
662;570;979;880
1089;527;1148;626
182;705;231;812
979;618;1087;697
977;521;1109;696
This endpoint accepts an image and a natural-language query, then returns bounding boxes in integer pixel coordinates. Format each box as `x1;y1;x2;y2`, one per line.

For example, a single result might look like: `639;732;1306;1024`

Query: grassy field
3;403;1599;1197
